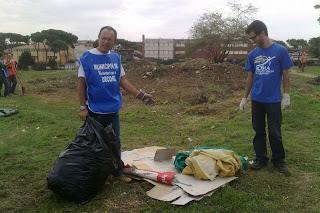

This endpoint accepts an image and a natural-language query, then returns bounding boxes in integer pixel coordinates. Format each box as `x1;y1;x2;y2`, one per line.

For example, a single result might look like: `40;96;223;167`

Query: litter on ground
0;108;18;117
122;146;240;205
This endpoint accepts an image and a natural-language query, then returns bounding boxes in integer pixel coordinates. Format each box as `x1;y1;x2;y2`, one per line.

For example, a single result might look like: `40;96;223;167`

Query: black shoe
273;162;289;174
250;160;268;170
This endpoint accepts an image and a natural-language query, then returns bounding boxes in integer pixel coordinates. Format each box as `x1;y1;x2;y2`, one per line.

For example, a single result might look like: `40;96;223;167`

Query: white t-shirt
78;48;125;78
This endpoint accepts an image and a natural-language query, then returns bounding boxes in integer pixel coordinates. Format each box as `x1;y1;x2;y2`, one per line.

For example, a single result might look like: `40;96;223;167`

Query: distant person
239;20;293;174
0;57;10;97
299;50;306;72
6;59;17;94
78;26;154;182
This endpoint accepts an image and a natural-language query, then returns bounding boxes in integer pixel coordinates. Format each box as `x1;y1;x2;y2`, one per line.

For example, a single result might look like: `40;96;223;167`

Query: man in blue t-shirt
78;26;154;182
239;20;293;174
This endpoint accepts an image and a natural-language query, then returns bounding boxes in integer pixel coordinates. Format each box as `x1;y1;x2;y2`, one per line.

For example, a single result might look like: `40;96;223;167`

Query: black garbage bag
47;116;121;203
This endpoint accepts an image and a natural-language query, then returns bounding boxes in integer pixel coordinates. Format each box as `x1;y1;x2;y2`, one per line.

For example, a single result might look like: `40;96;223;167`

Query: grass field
0;70;320;212
297;65;320;75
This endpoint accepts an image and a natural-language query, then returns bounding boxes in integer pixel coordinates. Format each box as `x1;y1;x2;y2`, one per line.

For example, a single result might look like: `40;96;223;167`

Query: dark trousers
251;101;285;164
88;110;122;175
0;74;10;97
8;75;17;94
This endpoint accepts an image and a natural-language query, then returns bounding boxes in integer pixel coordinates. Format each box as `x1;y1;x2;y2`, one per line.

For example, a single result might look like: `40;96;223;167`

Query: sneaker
273;162;289;174
250;160;268;170
114;175;132;183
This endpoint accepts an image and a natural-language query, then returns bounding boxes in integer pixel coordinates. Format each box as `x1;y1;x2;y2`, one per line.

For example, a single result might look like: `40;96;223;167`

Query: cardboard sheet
175;174;237;196
171;191;215;205
146;183;184;201
122;146;238;205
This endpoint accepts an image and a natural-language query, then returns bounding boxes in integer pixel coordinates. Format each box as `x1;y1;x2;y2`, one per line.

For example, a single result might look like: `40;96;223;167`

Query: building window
176;43;185;47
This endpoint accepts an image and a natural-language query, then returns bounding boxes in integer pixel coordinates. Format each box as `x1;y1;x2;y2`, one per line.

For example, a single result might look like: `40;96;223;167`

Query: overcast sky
0;0;319;42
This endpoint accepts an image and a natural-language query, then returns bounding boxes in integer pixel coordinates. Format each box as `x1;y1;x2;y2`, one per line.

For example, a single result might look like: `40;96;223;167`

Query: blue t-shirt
80;51;122;113
244;43;293;103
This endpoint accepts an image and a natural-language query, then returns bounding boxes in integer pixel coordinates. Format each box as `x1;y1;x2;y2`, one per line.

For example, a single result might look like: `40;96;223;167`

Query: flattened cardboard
171;191;215;205
175;175;237;196
146;183;184;202
122;147;238;205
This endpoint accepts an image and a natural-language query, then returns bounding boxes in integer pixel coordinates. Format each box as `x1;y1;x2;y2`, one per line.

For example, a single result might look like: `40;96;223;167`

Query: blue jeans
251;101;285;164
88;110;123;176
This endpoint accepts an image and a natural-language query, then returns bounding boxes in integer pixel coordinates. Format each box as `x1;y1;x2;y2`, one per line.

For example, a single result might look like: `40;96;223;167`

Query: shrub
47;59;57;70
32;63;47;71
19;51;35;70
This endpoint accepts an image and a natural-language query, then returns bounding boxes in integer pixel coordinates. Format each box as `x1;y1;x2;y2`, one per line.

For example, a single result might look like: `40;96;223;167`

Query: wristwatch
79;105;87;111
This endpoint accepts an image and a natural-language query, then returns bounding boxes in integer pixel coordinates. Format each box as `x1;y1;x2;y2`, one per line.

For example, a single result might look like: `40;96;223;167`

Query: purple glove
136;90;155;106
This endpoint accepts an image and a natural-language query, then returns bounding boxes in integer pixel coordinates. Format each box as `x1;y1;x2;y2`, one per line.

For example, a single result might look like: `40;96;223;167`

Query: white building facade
144;38;175;60
142;35;188;60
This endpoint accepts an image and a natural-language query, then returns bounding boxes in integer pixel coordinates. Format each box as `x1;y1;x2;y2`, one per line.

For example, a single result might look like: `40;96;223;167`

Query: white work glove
239;97;247;111
281;93;290;109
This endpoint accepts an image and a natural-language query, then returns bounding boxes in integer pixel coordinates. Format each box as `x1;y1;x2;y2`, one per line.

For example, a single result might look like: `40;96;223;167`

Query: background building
6;43;76;65
142;35;187;60
142;34;254;62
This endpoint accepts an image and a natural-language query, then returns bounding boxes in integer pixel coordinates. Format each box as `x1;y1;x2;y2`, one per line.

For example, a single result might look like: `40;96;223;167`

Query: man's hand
79;108;88;121
136;90;155;106
281;93;290;109
239;97;247;111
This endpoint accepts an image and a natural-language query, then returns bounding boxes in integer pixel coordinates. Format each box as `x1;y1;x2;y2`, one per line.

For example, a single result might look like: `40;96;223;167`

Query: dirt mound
23;59;246;114
124;59;246;108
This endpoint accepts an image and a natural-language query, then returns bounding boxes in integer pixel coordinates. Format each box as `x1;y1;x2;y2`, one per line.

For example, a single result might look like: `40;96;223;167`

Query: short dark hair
98;26;117;41
246;20;268;36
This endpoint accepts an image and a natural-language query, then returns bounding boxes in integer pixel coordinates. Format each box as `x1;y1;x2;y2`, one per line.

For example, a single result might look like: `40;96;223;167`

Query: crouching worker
77;26;154;182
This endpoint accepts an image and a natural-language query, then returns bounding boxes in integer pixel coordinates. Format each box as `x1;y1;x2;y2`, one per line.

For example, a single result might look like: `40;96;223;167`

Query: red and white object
124;167;176;185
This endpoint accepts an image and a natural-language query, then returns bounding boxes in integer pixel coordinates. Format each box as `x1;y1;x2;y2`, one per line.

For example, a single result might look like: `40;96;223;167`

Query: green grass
299;65;320;75
1;71;320;212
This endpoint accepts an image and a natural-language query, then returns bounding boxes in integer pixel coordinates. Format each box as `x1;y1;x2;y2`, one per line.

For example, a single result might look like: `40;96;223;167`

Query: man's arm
120;76;139;96
239;72;253;111
78;77;87;106
120;76;154;105
244;72;253;98
282;70;290;94
78;77;88;120
281;69;290;109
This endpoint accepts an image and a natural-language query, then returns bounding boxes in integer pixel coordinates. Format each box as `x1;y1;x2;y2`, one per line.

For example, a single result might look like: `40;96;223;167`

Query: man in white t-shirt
78;26;154;182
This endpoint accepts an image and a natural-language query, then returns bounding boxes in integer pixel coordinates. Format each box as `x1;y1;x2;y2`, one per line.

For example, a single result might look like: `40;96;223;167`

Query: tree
117;39;141;50
19;51;35;70
31;32;45;63
0;40;5;54
30;29;78;64
0;33;29;53
273;40;288;48
286;39;308;50
315;4;320;24
308;37;320;58
48;40;68;65
41;29;78;63
187;1;257;63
